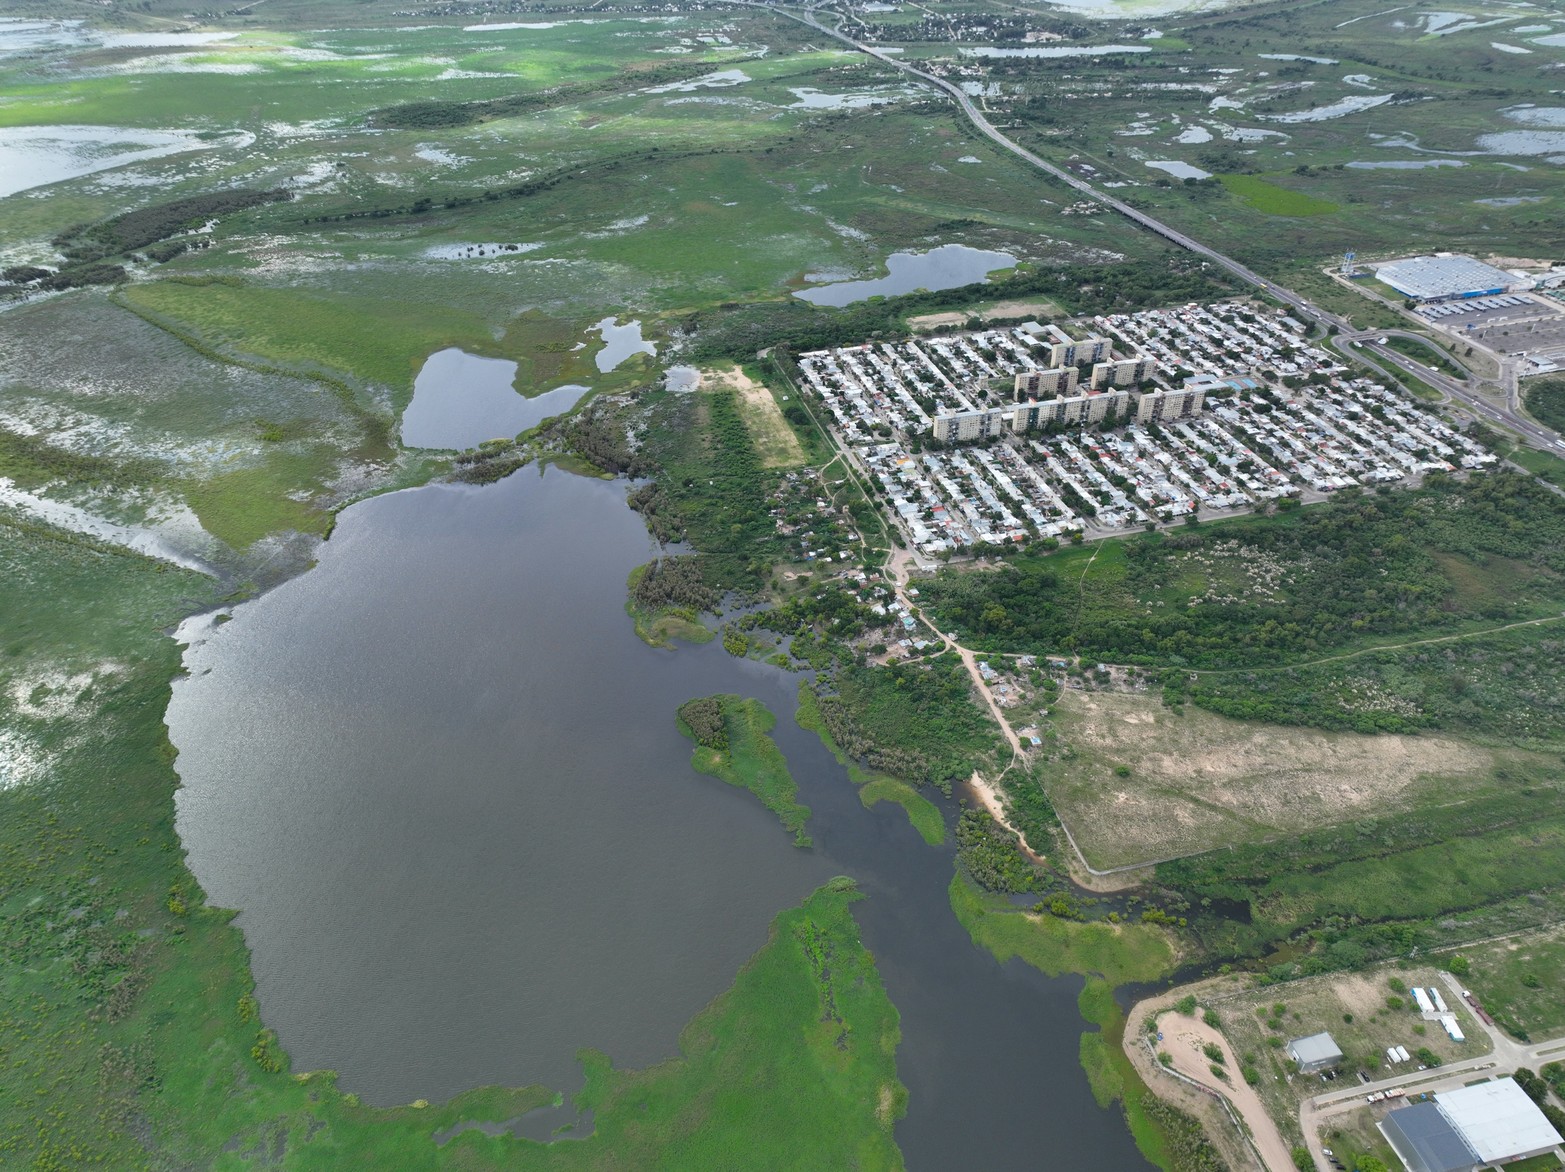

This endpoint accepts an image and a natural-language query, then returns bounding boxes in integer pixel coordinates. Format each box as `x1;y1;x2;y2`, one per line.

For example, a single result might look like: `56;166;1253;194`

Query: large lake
169;463;1152;1169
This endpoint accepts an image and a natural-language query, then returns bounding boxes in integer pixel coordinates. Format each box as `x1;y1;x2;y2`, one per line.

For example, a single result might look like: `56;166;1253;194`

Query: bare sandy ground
1050;690;1494;869
1161;1014;1294;1172
701;363;805;467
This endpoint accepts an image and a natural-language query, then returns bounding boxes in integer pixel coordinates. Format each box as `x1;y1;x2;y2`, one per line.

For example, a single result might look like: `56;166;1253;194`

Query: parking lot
1421;294;1565;371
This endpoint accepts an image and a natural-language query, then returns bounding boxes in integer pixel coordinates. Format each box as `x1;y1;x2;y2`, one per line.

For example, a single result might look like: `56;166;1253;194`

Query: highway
734;0;1565;456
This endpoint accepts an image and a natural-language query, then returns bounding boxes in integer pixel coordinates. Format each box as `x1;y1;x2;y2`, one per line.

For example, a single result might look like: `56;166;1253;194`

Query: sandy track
1157;1013;1294;1172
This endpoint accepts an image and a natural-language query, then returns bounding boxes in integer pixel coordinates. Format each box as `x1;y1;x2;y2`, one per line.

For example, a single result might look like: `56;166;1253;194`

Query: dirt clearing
702;363;805;468
1048;690;1497;869
907;300;1064;332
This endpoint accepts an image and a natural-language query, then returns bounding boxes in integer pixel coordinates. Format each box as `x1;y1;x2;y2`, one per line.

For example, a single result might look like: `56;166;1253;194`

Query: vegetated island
677;695;812;846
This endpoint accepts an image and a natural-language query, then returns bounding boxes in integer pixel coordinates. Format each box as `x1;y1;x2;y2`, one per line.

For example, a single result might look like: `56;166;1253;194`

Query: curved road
735;1;1565;455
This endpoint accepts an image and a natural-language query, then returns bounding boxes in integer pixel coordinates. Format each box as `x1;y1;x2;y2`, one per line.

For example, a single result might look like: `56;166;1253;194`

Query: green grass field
1460;927;1565;1042
124;279;502;408
1218;174;1340;218
1381;334;1466;379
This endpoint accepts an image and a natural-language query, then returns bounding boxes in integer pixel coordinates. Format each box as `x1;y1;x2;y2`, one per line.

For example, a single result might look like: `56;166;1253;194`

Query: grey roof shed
1286;1032;1343;1073
1379;1102;1479;1172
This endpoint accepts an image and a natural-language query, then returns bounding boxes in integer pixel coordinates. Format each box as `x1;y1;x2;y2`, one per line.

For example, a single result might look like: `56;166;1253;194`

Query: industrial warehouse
1373;254;1526;303
1380;1078;1563;1172
793;302;1495;556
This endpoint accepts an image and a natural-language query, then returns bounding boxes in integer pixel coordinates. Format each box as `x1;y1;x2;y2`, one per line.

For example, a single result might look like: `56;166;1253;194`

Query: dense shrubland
812;655;999;792
53;189;291;263
1524;377;1565;434
366;61;721;129
1180;626;1565;741
922;473;1565;669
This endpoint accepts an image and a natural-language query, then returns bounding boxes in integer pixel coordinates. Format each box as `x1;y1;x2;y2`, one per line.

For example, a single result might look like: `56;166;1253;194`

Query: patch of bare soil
701;363;805;467
1049;690;1493;869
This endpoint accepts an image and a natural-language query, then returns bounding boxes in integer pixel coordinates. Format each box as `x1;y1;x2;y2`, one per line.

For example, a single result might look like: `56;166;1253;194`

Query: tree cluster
677;697;728;752
631;556;720;615
52;188;290;263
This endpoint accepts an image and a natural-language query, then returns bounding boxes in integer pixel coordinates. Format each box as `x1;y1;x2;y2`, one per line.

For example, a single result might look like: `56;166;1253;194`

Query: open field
1218;174;1338;218
1460;925;1565;1042
1047;689;1512;870
1198;965;1490;1147
703;364;807;469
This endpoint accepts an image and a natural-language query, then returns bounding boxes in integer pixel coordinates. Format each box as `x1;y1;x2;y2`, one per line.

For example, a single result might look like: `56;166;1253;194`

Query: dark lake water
169;464;1153;1170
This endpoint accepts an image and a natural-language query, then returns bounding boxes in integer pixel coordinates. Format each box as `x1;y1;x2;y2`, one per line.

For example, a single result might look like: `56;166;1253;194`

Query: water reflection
0;124;236;199
795;244;1016;307
591;317;655;372
400;348;588;449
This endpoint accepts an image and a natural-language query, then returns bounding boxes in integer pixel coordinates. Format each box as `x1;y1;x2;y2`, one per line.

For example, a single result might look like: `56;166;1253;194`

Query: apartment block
1048;337;1110;368
932;408;1009;443
1013;368;1078;398
1090;358;1155;390
1132;387;1206;424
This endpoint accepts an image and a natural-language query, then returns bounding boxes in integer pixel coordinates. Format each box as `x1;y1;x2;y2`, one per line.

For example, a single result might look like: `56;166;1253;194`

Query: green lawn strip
1380;335;1466;379
796;683;947;846
678;695;812;846
1218;174;1339;217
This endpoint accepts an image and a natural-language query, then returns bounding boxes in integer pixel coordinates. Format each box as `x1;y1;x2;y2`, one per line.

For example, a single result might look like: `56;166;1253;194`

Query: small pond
592;318;656;373
1144;159;1212;180
795;244;1016;307
400;349;589;449
1261;93;1392;123
1346;159;1466;169
1505;107;1565;128
959;44;1150;58
788;87;906;109
664;365;701;393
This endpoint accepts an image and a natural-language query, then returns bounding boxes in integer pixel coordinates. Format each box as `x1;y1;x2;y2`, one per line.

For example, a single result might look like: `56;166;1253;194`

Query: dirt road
1159;1014;1296;1172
